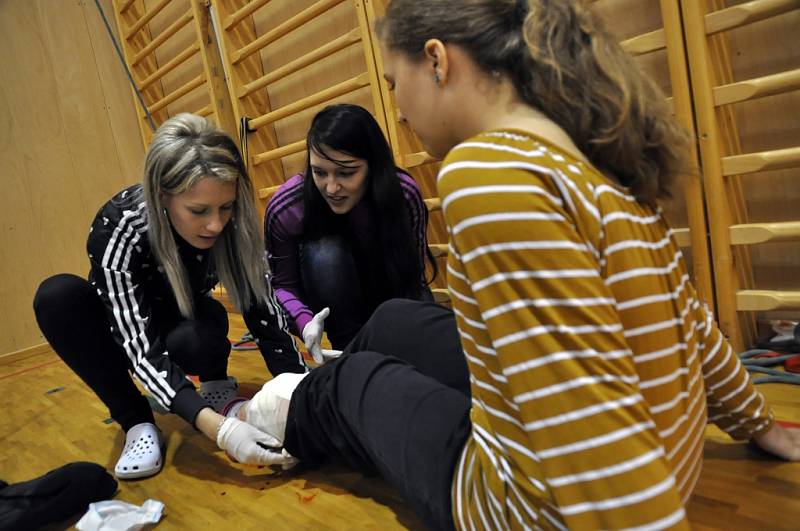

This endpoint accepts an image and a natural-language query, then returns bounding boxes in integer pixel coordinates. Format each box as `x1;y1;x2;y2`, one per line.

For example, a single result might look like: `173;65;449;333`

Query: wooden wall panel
0;0;143;356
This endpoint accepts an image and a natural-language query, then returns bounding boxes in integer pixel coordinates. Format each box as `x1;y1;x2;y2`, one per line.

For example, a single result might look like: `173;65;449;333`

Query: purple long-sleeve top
264;172;429;336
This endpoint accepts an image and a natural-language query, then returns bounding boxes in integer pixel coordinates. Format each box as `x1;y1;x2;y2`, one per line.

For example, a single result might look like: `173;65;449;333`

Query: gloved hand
302;307;329;364
321;349;343;362
216;417;298;469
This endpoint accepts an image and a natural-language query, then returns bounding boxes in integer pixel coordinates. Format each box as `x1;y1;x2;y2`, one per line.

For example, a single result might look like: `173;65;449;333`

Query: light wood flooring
1;314;798;530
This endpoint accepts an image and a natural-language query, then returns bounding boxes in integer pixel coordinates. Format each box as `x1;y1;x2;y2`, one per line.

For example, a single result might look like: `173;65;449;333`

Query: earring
434;72;441;84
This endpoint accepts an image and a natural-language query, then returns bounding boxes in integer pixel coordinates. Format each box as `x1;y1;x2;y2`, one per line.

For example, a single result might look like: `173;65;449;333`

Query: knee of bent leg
370;298;417;324
302;236;356;282
34;274;91;321
166;320;230;372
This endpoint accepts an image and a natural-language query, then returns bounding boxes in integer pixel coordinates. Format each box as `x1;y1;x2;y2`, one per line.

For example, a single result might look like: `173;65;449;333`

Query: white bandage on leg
114;422;164;480
245;372;309;445
199;376;239;413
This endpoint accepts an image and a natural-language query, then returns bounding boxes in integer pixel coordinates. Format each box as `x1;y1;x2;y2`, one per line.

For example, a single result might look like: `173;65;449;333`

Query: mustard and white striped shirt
439;130;773;530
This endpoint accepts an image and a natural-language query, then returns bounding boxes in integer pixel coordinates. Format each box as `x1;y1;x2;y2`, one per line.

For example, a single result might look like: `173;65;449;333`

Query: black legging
33;274;230;432
299;235;367;349
299;236;434;349
285;299;472;531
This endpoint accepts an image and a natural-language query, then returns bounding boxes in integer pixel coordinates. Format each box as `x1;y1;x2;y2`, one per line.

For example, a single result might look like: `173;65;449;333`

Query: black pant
285;299;472;530
33;274;230;432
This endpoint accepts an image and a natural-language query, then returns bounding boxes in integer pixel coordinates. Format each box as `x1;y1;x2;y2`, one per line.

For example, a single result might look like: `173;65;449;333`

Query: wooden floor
2;314;799;530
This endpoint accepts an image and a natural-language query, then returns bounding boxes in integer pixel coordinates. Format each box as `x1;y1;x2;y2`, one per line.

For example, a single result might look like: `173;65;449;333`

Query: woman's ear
423;39;449;85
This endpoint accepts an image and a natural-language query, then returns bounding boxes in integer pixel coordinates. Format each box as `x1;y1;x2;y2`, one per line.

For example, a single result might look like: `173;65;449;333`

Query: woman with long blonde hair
34;114;300;479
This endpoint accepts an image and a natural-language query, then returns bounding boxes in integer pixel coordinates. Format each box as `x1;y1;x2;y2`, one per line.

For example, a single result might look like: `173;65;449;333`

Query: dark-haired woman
265;103;436;359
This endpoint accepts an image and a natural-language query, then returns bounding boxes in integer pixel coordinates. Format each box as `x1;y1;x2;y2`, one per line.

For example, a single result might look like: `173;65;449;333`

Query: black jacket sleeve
242;269;308;376
87;201;207;425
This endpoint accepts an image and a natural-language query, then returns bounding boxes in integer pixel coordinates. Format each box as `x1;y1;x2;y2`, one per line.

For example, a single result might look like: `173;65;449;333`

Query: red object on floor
776;419;800;429
785;354;800;373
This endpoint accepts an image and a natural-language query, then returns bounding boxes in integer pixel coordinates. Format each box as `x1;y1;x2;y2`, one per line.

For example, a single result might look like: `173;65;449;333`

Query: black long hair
301;104;436;300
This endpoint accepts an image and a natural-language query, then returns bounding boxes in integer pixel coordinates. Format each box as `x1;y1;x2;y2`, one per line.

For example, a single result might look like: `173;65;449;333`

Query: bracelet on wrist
215;416;227;440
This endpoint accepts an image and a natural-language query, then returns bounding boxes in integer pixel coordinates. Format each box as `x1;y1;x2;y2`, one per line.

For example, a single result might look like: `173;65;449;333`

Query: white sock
114;422;164;480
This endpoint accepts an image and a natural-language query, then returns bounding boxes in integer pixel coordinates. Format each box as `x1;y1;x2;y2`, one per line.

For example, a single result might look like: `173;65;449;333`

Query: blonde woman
226;1;799;529
34;114;300;479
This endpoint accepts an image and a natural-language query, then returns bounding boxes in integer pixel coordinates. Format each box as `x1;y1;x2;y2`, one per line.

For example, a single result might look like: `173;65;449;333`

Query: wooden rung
131;10;193;66
239;28;362;99
432;288;451;304
705;0;799;35
125;0;170;40
620;28;666;56
139;42;200;91
403;151;436;168
673;228;691;248
424;197;441;212
722;146;800;176
195;104;213;117
148;75;205;114
248;72;370;130
223;0;272;29
730;221;800;245
714;68;800;106
737;289;800;311
253;139;307;166
118;0;136;13
258;184;282;200
230;0;346;65
429;243;448;258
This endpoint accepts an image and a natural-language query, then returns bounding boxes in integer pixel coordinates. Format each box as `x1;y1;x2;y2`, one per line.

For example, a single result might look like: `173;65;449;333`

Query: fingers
254;431;283;449
321;349;343;360
315;307;330;322
310;343;324;364
251;446;298;468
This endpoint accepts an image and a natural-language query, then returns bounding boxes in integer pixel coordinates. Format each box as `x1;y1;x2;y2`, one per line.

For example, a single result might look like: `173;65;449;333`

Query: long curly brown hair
377;0;693;204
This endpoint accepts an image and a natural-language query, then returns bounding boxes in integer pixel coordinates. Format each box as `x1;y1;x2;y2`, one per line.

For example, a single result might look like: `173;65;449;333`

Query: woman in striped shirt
230;1;800;529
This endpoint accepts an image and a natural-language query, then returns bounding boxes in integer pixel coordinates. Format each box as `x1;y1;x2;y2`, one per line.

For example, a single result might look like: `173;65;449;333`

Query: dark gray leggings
299;235;433;349
299;235;368;349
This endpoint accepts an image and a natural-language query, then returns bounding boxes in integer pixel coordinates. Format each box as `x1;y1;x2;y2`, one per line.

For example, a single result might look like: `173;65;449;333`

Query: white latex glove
216;417;298;469
302;307;329;364
321;349;343;361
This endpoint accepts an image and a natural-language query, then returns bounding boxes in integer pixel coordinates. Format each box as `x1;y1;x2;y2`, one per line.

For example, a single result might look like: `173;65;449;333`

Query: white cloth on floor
76;499;164;531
